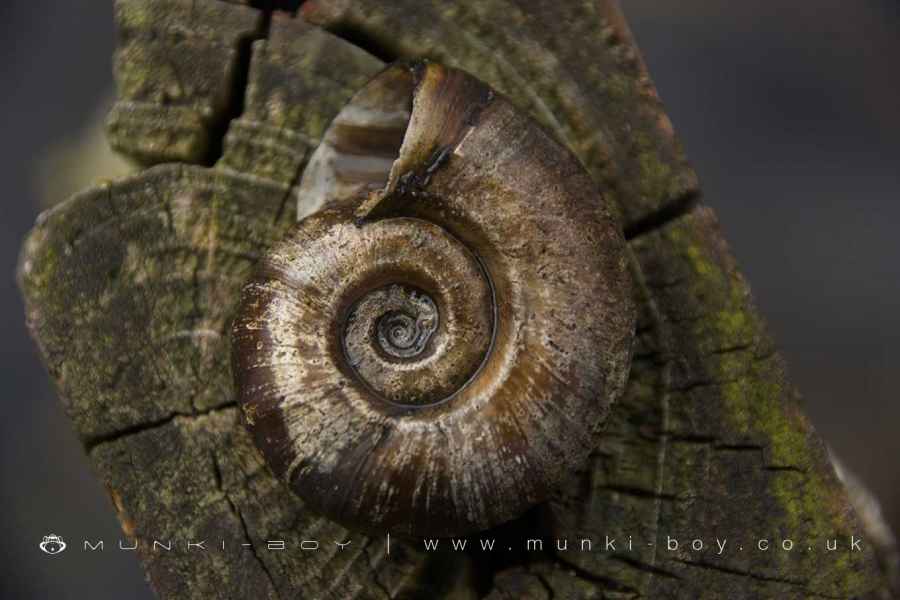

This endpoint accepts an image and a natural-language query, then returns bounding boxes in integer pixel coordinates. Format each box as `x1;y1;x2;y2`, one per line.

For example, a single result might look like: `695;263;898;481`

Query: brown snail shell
231;62;635;537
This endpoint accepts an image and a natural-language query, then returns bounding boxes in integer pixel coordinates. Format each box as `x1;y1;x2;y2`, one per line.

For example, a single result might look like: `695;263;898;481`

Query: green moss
684;244;712;276
664;213;874;595
637;150;673;203
115;2;153;32
604;72;631;102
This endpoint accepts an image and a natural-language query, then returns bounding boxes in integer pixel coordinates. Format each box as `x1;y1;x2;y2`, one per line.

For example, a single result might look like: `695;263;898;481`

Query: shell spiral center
371;286;438;360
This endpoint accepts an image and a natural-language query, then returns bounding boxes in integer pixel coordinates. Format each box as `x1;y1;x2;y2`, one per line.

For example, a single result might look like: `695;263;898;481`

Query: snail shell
232;62;635;537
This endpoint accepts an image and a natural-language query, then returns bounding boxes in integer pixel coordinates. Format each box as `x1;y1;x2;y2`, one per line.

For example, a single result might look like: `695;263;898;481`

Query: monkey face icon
39;534;66;555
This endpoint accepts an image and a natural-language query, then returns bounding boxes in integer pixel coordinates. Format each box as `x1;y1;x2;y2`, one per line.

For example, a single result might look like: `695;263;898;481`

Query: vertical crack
204;2;309;166
203;26;264;166
534;572;556;600
465;505;547;597
210;450;283;599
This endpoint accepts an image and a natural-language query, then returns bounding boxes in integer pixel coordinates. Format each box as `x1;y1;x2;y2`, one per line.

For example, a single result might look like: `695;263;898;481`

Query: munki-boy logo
39;534;67;555
38;533;866;557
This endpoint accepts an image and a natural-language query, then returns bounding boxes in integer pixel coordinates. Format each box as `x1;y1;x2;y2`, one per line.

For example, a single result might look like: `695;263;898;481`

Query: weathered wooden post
19;1;899;598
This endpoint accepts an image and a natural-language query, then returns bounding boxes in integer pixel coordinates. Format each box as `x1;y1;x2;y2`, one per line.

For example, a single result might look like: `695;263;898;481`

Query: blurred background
0;1;897;598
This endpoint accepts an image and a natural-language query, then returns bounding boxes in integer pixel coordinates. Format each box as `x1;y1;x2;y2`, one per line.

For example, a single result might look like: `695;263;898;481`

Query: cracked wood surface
18;0;898;598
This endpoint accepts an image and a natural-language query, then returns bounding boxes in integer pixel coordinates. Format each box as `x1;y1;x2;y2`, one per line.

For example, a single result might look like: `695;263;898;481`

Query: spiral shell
232;62;635;537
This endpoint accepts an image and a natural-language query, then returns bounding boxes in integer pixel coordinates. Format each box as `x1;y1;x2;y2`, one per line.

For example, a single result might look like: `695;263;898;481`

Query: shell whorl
232;62;635;537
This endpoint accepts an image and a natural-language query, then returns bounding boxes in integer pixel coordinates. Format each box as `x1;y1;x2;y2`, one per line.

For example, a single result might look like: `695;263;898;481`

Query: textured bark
18;1;898;598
